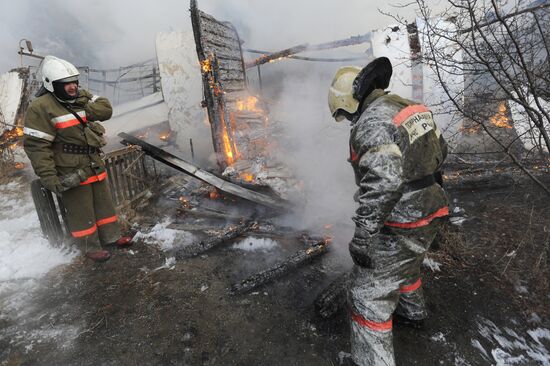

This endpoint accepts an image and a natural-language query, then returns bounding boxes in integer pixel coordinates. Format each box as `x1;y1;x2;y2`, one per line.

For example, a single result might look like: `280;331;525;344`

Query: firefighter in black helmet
328;57;449;365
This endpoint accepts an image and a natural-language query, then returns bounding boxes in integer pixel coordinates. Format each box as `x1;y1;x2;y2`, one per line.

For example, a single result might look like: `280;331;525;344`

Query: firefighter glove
74;90;92;107
40;175;65;195
59;169;89;190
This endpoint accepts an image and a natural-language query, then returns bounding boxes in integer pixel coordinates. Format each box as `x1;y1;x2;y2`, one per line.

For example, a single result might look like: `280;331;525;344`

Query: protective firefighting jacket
23;90;112;182
349;89;448;239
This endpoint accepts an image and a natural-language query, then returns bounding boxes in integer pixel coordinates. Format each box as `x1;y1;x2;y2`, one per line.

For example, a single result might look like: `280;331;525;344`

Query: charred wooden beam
314;273;350;319
118;133;289;211
230;236;330;295
245;33;372;68
175;221;257;259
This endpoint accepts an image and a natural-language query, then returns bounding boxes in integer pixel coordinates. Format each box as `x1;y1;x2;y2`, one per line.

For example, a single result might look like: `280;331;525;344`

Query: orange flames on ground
489;102;513;129
14;162;25;169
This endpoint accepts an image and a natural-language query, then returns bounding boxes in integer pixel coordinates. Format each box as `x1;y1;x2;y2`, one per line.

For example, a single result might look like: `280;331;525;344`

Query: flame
201;59;212;73
0;127;24;144
159;131;172;141
236;96;260;112
14;162;25;169
240;173;254;182
489;102;513;129
222;127;234;164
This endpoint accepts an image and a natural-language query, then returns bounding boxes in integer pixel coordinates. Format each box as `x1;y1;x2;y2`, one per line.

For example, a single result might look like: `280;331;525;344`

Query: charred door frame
190;0;247;170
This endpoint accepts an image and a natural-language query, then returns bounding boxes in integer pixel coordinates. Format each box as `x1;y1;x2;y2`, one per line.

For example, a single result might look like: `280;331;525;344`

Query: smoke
0;0;445;251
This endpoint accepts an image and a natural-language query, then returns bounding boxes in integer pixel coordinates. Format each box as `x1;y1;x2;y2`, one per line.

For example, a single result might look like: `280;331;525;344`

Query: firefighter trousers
61;179;120;252
348;220;443;366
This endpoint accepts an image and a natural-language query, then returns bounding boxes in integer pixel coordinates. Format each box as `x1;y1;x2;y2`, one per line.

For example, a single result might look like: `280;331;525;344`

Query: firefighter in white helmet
328;57;448;366
23;56;132;262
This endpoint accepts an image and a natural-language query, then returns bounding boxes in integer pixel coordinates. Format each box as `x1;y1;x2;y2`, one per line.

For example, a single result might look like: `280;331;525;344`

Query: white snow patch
450;216;466;226
133;220;196;252
232;237;279;252
153;257;176;271
430;332;446;343
471;339;490;360
0;177;76;283
423;257;442;272
477;317;550;365
0;173;79;351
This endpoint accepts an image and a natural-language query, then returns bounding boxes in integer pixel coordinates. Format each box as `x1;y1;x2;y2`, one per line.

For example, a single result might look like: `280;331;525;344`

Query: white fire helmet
41;55;80;92
328;66;361;122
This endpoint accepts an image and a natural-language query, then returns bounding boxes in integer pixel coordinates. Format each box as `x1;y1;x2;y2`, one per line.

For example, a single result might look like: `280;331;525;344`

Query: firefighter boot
86;250;111;262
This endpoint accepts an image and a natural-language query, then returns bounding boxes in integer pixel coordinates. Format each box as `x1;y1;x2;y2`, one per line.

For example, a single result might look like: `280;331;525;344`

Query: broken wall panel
190;0;297;199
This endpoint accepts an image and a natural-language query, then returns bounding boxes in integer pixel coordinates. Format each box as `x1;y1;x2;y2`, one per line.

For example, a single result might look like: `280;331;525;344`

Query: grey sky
0;0;448;73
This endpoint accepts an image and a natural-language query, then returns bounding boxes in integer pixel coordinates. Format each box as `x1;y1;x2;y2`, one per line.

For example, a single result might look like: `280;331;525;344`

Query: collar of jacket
361;89;387;112
351;89;387;125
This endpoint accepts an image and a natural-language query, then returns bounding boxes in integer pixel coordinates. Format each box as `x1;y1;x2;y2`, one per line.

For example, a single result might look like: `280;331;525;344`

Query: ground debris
175;221;258;259
230;236;330;295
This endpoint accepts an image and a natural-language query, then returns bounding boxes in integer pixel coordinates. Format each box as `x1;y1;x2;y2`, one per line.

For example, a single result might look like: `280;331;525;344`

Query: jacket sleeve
351;105;404;239
23;104;58;178
81;90;113;121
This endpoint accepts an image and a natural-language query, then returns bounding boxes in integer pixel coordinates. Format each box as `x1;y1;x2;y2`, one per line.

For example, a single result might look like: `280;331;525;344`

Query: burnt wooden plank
118;133;289;210
230;237;330;295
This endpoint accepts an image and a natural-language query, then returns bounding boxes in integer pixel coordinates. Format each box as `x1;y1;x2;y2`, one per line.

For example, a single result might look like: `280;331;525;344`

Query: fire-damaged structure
190;0;294;195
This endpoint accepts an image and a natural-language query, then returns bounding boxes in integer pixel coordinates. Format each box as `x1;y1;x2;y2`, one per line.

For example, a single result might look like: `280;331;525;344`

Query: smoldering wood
244;33;373;68
314;273;350;319
230;237;330;295
175;221;258;259
118;133;289;211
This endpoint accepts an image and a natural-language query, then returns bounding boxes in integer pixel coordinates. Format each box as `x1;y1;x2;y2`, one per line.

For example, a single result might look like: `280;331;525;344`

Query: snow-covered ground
474;317;550;366
0;165;77;352
133;219;196;252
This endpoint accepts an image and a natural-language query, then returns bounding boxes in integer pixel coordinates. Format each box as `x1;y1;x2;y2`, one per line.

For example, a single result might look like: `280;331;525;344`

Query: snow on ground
474;317;550;365
422;256;442;272
0;175;76;282
232;236;279;252
133;219;196;252
0;171;78;353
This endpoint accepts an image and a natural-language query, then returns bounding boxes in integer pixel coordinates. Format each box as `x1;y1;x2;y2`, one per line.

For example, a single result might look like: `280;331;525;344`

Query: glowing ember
240;173;254;182
209;190;220;200
489;102;513;129
179;196;190;209
159;131;172;141
14;162;25;169
459;125;481;134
